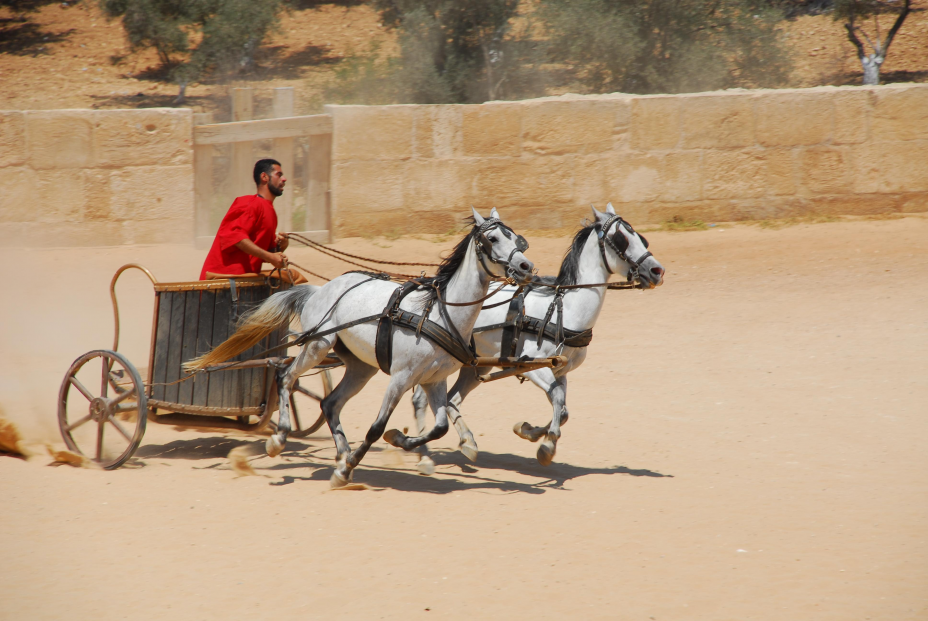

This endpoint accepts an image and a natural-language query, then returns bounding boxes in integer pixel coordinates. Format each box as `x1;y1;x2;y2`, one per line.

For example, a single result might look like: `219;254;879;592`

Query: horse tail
184;285;317;372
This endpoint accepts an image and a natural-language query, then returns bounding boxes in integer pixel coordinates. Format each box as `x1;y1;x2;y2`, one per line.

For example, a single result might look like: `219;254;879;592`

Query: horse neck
441;238;491;338
561;230;610;329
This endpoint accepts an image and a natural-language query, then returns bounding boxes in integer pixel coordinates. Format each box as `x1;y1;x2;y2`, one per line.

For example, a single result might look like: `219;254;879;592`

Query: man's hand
267;252;288;270
235;238;288;270
275;233;290;252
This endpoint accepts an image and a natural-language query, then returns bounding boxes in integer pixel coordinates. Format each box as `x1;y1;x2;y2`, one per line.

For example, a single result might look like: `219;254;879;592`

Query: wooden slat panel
246;285;272;407
223;285;245;409
194;115;333;145
192;290;215;407
151;292;173;402
163;290;187;404
207;288;231;407
178;290;200;405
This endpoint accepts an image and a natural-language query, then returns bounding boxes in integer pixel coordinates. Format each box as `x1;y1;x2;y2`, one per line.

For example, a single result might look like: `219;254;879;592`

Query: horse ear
605;202;616;215
471;206;485;226
490;207;500;220
590;204;606;221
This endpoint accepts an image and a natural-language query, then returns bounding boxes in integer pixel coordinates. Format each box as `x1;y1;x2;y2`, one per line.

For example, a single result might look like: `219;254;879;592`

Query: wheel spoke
100;359;111;398
95;421;105;461
66;413;93;432
69;376;96;402
294;384;323;401
111;385;137;406
108;416;133;442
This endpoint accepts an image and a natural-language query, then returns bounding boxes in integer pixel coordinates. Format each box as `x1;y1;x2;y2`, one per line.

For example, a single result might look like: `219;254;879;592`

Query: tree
836;0;911;85
538;0;792;95
99;0;283;102
343;0;545;104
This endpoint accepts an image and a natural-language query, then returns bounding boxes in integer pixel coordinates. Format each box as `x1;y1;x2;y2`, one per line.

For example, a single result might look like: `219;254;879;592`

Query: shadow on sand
133;434;671;494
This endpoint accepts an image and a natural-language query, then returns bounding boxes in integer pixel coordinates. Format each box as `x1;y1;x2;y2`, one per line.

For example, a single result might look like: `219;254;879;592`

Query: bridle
598;214;652;282
474;218;530;280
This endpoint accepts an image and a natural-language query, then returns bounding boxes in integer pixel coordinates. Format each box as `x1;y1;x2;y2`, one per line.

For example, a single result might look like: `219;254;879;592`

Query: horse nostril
520;262;530;272
651;266;664;276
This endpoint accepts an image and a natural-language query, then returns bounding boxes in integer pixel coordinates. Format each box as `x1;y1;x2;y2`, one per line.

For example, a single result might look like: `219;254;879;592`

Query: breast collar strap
599;215;652;282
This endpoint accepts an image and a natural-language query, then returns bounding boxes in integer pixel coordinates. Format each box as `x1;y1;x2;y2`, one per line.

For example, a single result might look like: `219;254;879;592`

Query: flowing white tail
183;285;317;372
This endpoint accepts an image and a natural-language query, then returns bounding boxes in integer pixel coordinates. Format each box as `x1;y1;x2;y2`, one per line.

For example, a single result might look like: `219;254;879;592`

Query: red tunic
200;195;278;280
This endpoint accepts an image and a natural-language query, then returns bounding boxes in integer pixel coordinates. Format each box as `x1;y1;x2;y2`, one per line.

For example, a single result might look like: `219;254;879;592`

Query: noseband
598;214;652;282
475;218;529;279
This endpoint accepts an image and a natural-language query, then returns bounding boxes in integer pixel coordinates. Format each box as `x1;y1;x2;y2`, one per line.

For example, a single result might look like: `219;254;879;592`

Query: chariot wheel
58;350;147;470
287;369;333;438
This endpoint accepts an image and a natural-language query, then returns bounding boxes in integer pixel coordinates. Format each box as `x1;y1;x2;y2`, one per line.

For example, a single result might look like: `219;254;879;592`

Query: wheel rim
287;369;332;438
58;350;147;470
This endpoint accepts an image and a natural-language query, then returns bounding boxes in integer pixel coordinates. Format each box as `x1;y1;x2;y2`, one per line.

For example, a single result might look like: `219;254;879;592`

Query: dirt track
1;217;926;620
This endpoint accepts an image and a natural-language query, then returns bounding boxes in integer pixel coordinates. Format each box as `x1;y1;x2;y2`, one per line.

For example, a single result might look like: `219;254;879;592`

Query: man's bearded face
267;165;285;196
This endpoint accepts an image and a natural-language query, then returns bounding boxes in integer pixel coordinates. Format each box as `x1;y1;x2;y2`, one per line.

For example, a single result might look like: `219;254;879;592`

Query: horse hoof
513;422;541;443
416;456;435;476
330;468;351;488
458;439;478;463
382;428;405;448
537;437;556;466
266;435;285;458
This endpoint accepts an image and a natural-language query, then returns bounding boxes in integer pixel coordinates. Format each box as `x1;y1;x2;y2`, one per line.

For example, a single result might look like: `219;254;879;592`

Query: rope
286;233;440;267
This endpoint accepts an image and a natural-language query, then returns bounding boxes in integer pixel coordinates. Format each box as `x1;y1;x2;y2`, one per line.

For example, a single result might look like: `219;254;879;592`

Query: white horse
187;208;534;487
410;204;664;469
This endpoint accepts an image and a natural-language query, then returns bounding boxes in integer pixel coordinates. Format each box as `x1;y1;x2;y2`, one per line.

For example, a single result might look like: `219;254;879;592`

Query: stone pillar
231;88;254;200
272;87;295;232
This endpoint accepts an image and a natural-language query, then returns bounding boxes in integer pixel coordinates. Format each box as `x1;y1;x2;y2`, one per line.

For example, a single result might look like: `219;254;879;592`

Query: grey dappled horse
188;208;534;487
411;204;664;469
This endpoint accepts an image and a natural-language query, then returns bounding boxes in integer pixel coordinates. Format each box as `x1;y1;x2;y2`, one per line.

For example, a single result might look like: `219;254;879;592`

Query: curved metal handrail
110;264;158;352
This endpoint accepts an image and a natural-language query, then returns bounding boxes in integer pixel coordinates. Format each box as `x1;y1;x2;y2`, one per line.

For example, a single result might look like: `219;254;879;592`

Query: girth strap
499;290;525;358
375;281;477;374
375;281;419;374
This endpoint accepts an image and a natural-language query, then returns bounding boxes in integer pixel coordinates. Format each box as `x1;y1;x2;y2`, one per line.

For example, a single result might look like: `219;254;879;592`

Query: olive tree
836;0;911;85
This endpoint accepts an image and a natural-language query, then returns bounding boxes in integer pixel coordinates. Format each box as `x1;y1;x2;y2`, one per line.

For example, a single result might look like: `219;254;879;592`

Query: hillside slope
1;1;925;116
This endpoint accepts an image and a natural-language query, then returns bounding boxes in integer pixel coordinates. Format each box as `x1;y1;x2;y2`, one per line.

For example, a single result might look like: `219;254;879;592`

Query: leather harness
375;282;477;375
473;286;593;358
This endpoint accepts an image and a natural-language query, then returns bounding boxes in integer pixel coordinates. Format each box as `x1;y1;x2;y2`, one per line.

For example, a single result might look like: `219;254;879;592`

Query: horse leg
445;366;486;462
334;375;411;487
383;380;450;452
511;369;569;464
537;375;567;466
268;336;334;457
323;341;378;480
410;386;435;475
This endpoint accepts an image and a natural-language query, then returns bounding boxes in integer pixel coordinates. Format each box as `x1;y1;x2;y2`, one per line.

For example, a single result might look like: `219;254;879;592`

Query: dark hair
414;217;478;309
531;223;598;293
253;158;282;186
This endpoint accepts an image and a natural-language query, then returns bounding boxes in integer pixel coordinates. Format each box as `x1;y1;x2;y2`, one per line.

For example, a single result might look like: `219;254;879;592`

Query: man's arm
235;238;287;270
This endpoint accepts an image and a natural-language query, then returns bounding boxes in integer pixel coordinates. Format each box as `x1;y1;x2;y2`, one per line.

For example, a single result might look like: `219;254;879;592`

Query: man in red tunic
200;158;306;283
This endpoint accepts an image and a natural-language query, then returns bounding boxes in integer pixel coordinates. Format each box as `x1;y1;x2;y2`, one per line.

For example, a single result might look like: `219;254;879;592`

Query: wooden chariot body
146;277;290;430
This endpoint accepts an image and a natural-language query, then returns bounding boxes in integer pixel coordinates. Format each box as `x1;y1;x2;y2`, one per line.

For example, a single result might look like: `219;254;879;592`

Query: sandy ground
1;216;927;620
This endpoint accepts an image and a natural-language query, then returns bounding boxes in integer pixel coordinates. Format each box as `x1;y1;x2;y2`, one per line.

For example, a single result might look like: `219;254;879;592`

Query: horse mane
415;218;477;308
531;223;598;293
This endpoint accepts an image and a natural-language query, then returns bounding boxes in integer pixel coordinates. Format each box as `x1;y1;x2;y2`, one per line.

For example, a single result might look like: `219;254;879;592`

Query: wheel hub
90;397;110;423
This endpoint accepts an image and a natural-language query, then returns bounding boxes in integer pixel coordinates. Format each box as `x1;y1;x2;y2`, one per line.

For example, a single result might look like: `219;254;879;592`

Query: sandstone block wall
0;108;193;247
327;84;928;236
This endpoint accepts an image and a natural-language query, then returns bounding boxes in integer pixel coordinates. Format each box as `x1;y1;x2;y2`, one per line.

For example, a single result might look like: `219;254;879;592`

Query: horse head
472;207;535;284
591;203;664;289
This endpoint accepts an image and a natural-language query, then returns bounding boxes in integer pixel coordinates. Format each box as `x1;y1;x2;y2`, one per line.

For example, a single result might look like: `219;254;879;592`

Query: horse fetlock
458;436;478;463
265;434;286;457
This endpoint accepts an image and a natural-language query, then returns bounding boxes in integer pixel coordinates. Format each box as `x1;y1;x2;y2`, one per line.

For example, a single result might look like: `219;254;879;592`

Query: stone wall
326;83;928;236
0;108;193;246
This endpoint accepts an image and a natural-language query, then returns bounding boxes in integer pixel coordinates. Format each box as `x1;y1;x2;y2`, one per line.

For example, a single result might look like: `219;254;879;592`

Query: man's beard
268;182;284;197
